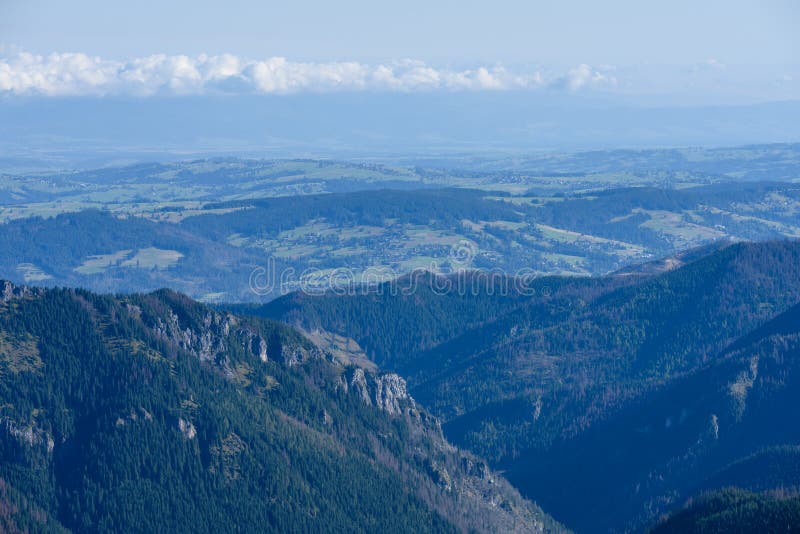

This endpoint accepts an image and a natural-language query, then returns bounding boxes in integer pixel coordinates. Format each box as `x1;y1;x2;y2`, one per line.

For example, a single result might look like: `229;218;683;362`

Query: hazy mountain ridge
3;97;799;169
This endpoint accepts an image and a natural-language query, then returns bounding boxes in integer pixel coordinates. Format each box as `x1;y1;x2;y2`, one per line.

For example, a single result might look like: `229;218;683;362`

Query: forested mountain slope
509;298;800;531
0;282;561;533
259;240;800;531
650;488;800;534
256;271;550;369
0;210;272;301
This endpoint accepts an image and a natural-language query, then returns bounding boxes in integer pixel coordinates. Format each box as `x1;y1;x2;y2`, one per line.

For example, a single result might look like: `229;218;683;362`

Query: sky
0;0;798;162
1;0;797;65
0;0;798;102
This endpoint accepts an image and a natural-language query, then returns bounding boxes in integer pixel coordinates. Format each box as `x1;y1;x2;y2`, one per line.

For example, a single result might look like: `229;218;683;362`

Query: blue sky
2;0;797;65
0;0;797;102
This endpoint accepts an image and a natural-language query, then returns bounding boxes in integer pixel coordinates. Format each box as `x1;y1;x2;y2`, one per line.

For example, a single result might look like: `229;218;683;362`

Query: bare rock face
153;310;232;362
350;368;372;406
1;281;41;303
346;369;416;416
708;413;720;440
728;355;759;421
1;281;17;302
339;366;547;532
255;336;268;362
178;418;197;440
280;345;309;367
116;407;154;427
151;308;276;366
237;329;269;363
461;456;492;481
374;373;411;415
1;417;54;454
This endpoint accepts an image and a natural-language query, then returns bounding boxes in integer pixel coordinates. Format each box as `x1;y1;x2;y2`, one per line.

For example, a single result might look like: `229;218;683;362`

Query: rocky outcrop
346;368;416;416
178;418;196;440
342;365;552;532
153;310;236;362
728;355;759;421
374;373;411;415
150;308;283;367
461;456;492;481
0;417;54;454
253;336;268;362
116;407;153;427
279;344;310;367
0;281;41;303
349;368;372;406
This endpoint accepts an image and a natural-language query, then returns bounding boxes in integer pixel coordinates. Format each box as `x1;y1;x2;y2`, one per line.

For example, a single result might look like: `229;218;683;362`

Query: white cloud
0;49;612;96
553;63;617;92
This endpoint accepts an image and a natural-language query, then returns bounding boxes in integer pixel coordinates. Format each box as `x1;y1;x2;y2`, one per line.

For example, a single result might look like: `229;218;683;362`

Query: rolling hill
2;181;800;303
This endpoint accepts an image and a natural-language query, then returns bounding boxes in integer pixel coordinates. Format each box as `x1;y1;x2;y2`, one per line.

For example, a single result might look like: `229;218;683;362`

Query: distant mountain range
2;95;799;168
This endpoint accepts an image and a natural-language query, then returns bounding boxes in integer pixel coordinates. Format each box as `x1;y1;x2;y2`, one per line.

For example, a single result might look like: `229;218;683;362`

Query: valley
259;240;800;531
1;145;799;302
2;144;800;532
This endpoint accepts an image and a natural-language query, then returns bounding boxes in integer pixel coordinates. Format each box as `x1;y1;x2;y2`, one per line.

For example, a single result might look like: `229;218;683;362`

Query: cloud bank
0;50;617;96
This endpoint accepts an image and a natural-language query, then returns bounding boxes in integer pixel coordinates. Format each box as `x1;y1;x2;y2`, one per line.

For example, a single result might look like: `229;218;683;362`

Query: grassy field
120;248;183;270
75;250;133;274
2;150;800;299
534;224;645;257
15;263;52;282
73;248;183;273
